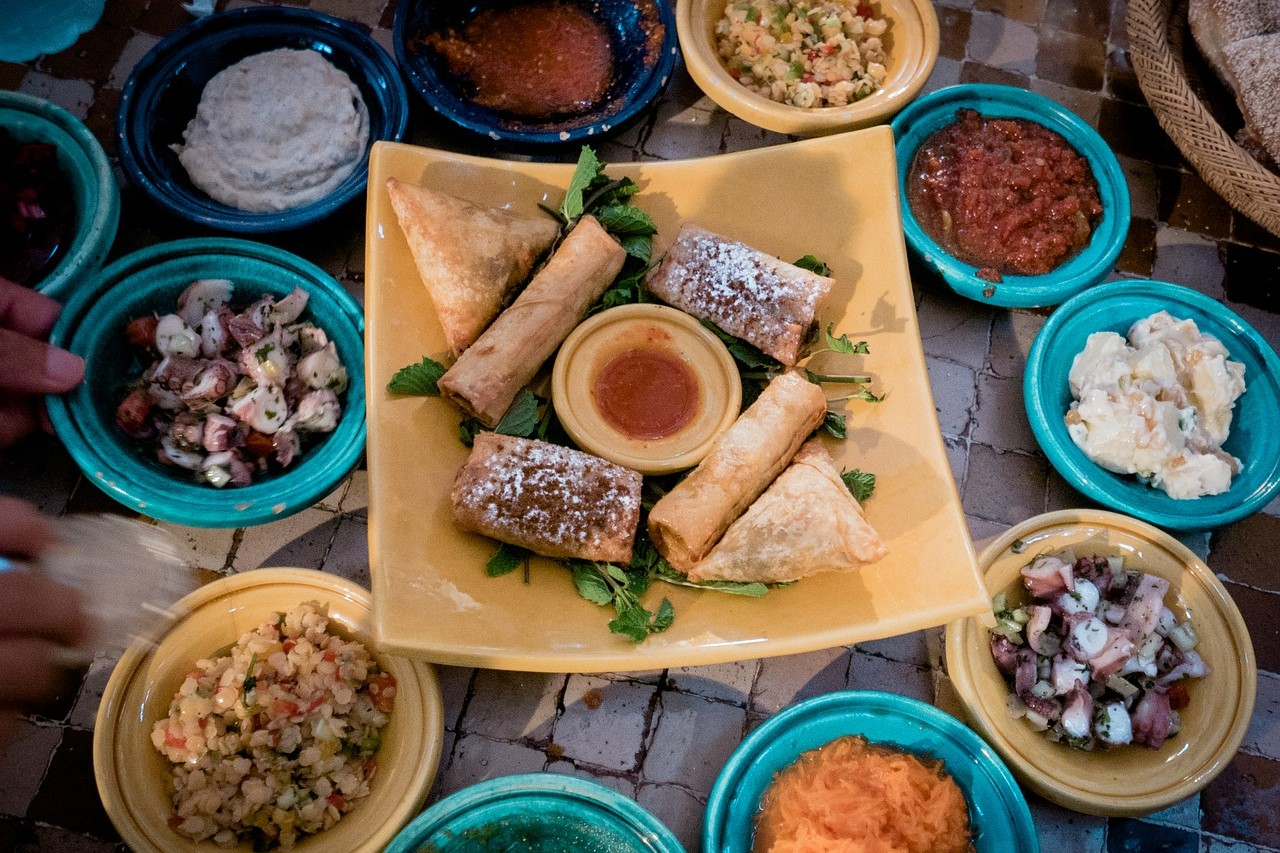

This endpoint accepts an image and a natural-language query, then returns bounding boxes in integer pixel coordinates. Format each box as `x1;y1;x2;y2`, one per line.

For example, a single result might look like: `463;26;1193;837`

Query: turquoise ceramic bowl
385;773;685;853
704;691;1038;853
0;0;104;63
891;84;1129;308
46;238;366;528
0;91;120;302
1025;279;1280;530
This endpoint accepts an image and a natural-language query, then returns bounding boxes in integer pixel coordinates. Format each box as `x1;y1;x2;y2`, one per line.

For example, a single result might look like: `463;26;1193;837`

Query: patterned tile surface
2;0;1280;851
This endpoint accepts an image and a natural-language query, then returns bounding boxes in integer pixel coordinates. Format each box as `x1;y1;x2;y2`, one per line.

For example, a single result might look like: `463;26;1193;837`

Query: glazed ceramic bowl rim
890;83;1130;308
392;0;678;148
944;508;1258;816
384;772;685;853
45;237;367;528
551;303;743;475
93;567;445;853
0;90;120;302
703;689;1038;853
1024;278;1280;530
676;0;940;136
115;5;410;233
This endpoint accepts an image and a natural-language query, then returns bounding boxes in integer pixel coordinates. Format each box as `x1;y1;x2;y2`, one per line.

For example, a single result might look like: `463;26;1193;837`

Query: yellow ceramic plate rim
945;509;1257;817
93;567;445;853
551;303;742;475
365;130;986;672
676;0;940;135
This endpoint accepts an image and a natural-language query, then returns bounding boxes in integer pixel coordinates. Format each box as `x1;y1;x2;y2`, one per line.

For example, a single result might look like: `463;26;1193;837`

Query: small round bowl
551;304;742;475
0;91;119;302
1024;279;1280;530
117;6;409;233
0;0;105;63
94;568;445;853
891;83;1130;308
394;0;677;148
385;773;684;853
704;690;1038;853
677;0;939;136
945;509;1257;817
46;238;366;528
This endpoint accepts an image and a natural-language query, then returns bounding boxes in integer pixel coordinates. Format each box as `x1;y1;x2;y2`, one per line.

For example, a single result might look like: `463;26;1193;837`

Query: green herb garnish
387;356;446;396
486;543;530;578
841;468;877;503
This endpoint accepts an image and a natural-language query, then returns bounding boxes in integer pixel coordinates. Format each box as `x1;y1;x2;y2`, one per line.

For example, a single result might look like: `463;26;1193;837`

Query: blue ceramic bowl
0;91;119;303
1025;279;1280;530
385;773;685;853
0;0;104;63
704;691;1038;853
117;6;409;233
46;238;366;528
891;84;1129;308
394;0;678;149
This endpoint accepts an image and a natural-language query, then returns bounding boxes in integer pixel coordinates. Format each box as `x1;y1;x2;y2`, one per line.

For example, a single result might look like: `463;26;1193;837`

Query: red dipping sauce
907;108;1103;282
427;1;615;119
592;345;700;441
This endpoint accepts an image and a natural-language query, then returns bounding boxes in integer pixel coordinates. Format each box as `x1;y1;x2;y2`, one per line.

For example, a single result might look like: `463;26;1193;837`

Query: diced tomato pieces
322;650;336;663
857;3;875;18
272;699;301;718
125;315;159;349
168;814;185;830
242;428;274;459
367;672;398;712
1167;682;1191;711
327;793;345;810
282;639;296;653
164;723;186;749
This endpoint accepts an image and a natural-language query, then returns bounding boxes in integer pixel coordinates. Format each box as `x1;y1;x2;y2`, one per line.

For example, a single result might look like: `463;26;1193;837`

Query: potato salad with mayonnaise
1064;311;1245;499
114;279;348;488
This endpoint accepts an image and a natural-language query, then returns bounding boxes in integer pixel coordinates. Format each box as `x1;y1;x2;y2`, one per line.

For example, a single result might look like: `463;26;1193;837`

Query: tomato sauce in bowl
592;344;700;441
906;108;1103;283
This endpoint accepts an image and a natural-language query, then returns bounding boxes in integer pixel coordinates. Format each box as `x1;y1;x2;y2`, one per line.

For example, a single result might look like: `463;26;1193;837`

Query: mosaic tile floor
2;0;1279;851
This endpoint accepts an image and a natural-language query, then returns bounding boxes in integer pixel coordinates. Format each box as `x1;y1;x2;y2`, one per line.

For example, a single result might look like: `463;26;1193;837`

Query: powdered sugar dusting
645;224;832;365
453;434;642;561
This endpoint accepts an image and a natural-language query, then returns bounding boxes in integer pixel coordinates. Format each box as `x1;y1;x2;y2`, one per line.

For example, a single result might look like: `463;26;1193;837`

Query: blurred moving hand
0;276;85;449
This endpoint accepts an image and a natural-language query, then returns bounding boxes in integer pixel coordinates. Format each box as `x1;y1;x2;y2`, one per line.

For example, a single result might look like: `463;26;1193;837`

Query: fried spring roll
687;439;888;584
647;371;828;572
438;215;626;427
645;223;834;366
452;433;643;563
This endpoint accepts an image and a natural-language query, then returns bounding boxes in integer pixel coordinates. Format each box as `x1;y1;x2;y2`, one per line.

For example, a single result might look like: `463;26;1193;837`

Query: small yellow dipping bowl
552;304;741;475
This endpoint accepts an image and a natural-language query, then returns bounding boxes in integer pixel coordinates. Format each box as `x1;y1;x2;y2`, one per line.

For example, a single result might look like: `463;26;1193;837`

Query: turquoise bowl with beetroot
891;83;1129;309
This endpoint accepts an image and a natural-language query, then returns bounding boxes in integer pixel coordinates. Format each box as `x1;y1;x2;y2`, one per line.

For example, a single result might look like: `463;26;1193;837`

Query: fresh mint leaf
620;234;652;263
823;324;870;355
572;563;614;605
700;320;780;370
655;563;769;597
793;254;831;276
823;409;847;439
594;204;657;236
608;603;653;643
495;389;540;437
651;598;675;633
486;543;529;577
458;417;483;447
562;147;602;221
387;357;446;396
841;468;877;503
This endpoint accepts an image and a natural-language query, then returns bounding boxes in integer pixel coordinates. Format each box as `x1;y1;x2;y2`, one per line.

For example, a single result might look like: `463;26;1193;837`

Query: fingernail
45;347;85;386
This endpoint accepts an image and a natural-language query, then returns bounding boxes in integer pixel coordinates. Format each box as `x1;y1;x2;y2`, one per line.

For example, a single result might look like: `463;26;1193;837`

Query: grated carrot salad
752;734;975;853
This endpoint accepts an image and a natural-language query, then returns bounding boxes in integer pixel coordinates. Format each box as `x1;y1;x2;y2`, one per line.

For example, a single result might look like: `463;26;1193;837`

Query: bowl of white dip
117;6;409;233
1024;279;1280;530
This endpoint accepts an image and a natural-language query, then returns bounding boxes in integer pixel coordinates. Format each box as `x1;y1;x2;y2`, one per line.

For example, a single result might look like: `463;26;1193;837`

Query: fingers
0;497;55;558
0;638;76;706
0;277;62;338
0;572;87;648
0;395;41;450
0;327;84;395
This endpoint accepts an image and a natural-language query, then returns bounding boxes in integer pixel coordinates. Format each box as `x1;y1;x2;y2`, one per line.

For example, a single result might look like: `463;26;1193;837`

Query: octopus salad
114;279;348;487
989;551;1208;751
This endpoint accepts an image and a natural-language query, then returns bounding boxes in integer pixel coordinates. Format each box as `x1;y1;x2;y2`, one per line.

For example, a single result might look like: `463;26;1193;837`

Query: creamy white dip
173;48;370;213
1064;311;1246;499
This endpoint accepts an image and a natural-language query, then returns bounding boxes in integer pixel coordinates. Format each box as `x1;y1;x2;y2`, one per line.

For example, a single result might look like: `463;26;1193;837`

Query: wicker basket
1128;0;1280;237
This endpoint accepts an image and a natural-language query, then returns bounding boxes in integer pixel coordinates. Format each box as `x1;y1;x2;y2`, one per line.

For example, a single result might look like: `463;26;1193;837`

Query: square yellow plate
364;129;986;671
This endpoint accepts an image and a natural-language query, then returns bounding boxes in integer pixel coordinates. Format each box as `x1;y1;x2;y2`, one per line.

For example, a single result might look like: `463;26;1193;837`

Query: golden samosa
386;179;558;355
686;439;887;584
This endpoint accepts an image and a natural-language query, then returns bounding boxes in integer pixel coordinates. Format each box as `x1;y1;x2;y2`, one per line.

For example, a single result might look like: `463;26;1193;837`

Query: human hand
0;276;85;449
0;496;88;743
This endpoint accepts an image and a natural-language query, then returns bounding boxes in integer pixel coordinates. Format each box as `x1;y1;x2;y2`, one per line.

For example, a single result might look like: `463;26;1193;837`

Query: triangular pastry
386;178;559;355
686;439;887;584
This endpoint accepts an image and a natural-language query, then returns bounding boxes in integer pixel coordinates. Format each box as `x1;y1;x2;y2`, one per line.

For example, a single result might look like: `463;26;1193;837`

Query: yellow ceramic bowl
945;510;1256;817
676;0;940;136
93;568;445;853
552;304;742;475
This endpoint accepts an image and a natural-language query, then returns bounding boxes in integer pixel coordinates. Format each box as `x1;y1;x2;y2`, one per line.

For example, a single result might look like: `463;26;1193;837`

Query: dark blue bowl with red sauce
891;84;1129;308
394;0;677;150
